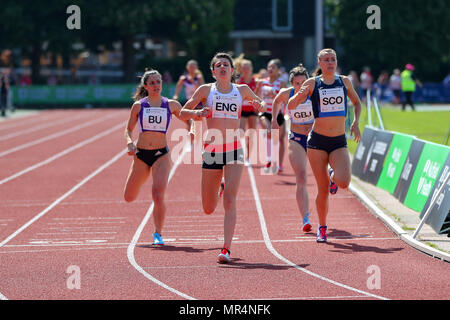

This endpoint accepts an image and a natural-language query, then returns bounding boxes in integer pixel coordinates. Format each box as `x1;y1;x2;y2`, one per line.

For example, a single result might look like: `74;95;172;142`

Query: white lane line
0;113;90;141
0;112;60;131
0;113;120;158
0;122;125;185
0;148;126;248
247;295;368;300
127;147;196;300
247;166;390;301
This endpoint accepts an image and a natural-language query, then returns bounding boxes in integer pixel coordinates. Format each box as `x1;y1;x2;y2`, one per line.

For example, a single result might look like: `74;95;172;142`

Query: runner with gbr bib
271;64;314;234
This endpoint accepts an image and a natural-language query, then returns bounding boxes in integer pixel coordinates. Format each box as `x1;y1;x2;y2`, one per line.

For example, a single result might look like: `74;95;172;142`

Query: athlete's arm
172;75;185;100
271;88;290;129
343;76;361;143
125;102;140;155
169;99;207;121
287;78;314;111
239;84;267;113
179;84;211;120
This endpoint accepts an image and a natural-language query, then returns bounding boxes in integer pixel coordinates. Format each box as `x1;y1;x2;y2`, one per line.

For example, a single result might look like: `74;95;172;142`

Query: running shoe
329;168;338;194
316;225;327;243
153;232;165;246
278;165;283;173
302;212;312;232
218;178;225;198
265;161;271;168
217;248;231;263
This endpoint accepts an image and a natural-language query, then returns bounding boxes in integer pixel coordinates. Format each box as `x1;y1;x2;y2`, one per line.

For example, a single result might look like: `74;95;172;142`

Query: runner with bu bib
124;69;206;246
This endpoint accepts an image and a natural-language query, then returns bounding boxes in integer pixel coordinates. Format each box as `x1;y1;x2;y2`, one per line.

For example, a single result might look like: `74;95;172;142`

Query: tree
0;0;80;83
328;0;450;81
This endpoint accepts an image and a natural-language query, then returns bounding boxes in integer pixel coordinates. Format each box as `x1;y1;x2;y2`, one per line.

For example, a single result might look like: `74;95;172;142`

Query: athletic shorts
202;141;244;170
136;147;169;167
289;131;308;152
241;110;258;118
307;131;347;154
260;112;285;126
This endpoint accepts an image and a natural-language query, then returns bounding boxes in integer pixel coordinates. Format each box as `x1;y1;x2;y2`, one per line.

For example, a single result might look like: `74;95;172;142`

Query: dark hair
289;63;309;83
268;59;282;69
132;68;162;101
210;52;237;82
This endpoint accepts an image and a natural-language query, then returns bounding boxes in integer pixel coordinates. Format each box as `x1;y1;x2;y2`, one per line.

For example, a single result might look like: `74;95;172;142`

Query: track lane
250;151;450;300
0;109;448;300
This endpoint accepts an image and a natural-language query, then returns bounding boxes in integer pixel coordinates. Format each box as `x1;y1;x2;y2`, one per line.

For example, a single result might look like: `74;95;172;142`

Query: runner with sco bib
287;49;361;243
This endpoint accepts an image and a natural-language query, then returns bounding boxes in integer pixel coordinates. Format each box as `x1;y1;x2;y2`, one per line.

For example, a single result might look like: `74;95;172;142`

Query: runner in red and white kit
235;56;258;166
256;59;287;171
173;60;205;151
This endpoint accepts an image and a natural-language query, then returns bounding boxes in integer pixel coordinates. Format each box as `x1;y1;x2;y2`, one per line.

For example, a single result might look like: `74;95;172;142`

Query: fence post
367;89;372;126
412;172;450;239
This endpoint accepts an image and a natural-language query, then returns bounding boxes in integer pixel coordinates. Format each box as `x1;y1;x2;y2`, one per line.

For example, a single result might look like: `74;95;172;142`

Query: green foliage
328;0;450;81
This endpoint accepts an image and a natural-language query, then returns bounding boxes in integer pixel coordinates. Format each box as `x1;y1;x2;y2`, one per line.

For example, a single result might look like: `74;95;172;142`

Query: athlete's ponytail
313;67;322;77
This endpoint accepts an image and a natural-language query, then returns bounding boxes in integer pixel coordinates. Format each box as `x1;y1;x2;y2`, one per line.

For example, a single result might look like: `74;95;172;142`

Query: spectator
389;69;402;105
47;72;58;85
401;64;422;111
360;66;373;104
443;73;450;101
162;71;173;84
0;69;10;117
19;72;31;86
348;70;360;94
376;70;389;102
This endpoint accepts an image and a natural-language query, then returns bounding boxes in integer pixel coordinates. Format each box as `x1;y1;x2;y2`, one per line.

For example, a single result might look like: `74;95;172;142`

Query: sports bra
311;75;347;118
206;83;242;120
288;88;314;125
138;96;172;134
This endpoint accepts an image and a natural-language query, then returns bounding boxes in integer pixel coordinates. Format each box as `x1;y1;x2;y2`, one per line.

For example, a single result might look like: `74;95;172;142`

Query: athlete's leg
123;155;151;203
307;149;330;226
328;147;351;189
278;120;287;170
201;168;224;214
151;154;171;234
288;140;309;219
222;163;244;250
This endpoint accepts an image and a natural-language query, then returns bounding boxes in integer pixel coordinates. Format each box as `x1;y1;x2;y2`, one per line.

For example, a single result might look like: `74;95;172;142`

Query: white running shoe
217;248;231;263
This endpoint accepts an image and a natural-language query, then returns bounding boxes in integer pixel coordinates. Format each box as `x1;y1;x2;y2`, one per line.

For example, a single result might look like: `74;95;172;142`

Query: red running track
0;109;448;301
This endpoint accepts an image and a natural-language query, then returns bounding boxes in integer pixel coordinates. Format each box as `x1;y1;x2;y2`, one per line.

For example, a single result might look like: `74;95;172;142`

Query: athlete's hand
127;142;137;156
196;107;210;119
251;100;265;113
350;122;361;143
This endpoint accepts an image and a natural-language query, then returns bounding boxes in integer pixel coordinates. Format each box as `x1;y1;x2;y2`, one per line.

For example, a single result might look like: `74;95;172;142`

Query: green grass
347;103;450;154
